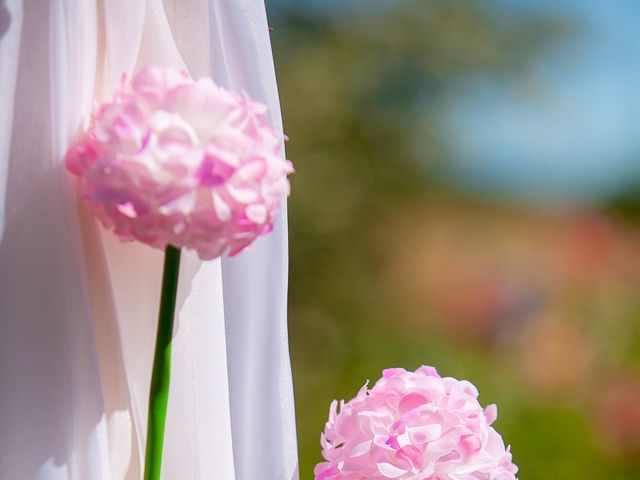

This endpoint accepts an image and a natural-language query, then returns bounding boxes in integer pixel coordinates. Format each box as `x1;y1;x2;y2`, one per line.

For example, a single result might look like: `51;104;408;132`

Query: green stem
144;245;181;480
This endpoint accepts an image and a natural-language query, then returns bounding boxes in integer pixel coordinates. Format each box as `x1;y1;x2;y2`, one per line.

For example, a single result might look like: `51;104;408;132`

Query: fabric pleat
209;3;300;479
0;1;109;478
0;0;21;239
0;0;298;478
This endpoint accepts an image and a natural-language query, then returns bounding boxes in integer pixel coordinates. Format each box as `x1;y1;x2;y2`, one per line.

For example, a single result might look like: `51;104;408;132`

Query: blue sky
440;0;640;201
268;0;640;202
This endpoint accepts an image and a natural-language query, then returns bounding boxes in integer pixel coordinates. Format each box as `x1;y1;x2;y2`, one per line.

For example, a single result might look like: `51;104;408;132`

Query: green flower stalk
144;245;181;480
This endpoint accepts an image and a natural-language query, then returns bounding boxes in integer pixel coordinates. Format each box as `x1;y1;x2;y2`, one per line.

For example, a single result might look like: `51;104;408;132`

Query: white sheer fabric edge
0;0;298;479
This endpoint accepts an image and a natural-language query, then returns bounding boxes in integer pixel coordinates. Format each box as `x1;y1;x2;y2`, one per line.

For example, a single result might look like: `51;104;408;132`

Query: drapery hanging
0;1;298;478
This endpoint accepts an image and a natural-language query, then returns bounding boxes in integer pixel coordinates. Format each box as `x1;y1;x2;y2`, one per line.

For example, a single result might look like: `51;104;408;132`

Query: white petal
378;462;408;478
245;204;267;224
350;440;372;458
212;192;231;221
408;424;442;444
227;183;258;203
117;201;137;218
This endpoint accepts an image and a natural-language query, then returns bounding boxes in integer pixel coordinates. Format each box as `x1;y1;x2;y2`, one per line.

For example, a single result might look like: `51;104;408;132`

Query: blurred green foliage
269;1;640;478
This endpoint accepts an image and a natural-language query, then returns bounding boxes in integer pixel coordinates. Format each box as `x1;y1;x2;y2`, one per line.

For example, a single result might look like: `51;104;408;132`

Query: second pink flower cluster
315;366;518;480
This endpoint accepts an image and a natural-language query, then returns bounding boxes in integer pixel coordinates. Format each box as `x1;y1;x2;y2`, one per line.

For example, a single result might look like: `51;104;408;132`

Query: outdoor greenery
269;1;640;478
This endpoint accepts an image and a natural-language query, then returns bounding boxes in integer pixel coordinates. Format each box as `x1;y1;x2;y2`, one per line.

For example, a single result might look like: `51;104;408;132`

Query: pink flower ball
66;66;293;259
315;366;518;480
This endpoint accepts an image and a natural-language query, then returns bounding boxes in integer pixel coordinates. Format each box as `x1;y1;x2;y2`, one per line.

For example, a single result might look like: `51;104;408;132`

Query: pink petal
484;404;498;425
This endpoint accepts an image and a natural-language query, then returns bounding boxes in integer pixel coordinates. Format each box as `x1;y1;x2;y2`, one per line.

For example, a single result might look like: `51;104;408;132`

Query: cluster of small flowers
66;66;292;259
315;366;518;480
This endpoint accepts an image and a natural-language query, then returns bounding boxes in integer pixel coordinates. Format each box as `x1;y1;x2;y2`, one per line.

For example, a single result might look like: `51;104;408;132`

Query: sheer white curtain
0;1;298;479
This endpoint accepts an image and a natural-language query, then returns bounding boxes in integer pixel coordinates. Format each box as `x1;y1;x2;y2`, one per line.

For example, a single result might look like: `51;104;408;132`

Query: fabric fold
1;1;109;478
211;2;299;479
0;0;297;478
0;0;22;240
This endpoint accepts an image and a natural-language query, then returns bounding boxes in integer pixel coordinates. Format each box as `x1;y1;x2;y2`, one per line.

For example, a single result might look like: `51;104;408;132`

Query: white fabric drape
0;0;298;479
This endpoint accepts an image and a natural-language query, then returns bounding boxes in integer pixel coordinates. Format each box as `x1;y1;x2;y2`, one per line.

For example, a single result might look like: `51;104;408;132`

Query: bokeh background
266;1;640;478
